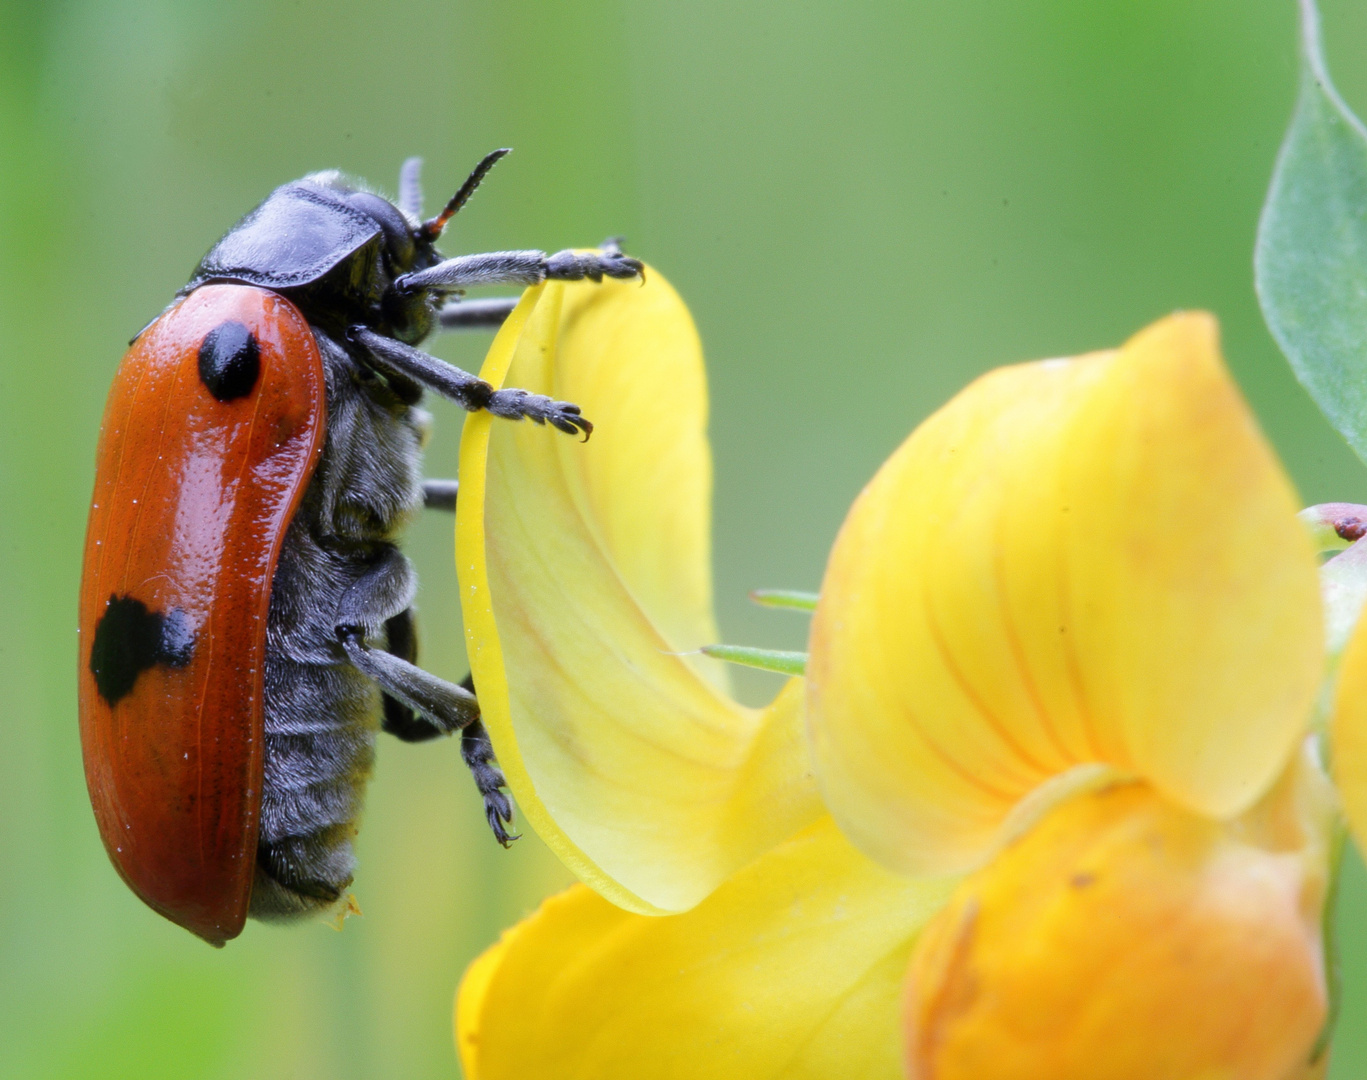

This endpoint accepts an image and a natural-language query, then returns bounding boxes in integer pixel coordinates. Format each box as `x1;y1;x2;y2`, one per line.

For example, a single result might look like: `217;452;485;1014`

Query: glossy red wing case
78;284;325;945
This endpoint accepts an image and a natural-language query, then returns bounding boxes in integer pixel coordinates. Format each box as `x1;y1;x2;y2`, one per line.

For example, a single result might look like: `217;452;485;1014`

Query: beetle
78;150;641;945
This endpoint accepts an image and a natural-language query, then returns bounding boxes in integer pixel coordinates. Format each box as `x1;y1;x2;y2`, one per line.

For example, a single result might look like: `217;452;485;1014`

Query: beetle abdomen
251;329;426;920
251;651;378;917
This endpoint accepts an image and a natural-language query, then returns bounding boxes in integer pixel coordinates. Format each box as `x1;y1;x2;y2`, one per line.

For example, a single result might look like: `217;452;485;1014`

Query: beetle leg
421;478;459;512
342;628;514;841
436;296;519;331
393;246;642;293
373;611;515;843
333;550;474;732
377;608;428;741
335;545;416;634
350;327;592;438
460;713;517;846
371;607;452;742
340;629;480;735
333;548;472;731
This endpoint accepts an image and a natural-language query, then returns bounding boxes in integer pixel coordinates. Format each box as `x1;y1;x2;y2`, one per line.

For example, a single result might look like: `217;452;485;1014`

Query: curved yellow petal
456;817;958;1080
456;272;822;914
808;312;1323;873
1331;603;1367;853
905;772;1331;1080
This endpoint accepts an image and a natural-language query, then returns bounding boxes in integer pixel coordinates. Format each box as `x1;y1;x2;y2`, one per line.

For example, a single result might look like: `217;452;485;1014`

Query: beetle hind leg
340;591;515;845
461;713;517;846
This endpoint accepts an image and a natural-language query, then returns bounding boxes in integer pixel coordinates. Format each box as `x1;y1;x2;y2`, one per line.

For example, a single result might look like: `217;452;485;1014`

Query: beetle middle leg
334;547;513;841
436;296;520;331
421;478;459;512
350;327;592;437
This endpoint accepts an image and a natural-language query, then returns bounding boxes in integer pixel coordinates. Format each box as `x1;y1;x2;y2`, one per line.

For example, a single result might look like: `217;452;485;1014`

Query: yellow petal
1331;601;1367;853
905;772;1331;1080
808;312;1323;874
456;273;822;914
456;817;957;1080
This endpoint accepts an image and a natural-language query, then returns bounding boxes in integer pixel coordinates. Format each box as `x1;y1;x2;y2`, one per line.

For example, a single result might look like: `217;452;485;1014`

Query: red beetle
79;151;640;945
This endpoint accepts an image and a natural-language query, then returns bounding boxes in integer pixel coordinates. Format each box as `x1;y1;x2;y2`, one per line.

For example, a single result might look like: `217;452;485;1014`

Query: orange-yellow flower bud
904;781;1328;1080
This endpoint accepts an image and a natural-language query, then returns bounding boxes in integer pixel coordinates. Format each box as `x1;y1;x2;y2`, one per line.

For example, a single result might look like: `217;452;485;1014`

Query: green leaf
700;644;807;676
1256;0;1367;463
748;589;819;612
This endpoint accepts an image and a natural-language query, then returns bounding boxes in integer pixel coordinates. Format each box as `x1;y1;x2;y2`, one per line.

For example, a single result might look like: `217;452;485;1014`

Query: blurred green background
4;0;1367;1076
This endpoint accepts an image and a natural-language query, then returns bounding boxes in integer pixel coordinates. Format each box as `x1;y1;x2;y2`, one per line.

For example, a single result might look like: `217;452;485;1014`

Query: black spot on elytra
198;321;260;401
90;594;195;706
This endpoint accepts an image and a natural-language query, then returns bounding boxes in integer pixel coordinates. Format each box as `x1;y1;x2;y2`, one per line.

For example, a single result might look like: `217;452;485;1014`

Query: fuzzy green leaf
1256;0;1367;462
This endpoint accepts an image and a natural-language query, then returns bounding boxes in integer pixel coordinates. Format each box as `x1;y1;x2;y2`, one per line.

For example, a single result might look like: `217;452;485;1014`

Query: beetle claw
461;719;518;846
485;387;593;440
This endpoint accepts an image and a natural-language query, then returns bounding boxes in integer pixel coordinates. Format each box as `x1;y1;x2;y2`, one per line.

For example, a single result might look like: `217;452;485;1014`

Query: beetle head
187;151;512;346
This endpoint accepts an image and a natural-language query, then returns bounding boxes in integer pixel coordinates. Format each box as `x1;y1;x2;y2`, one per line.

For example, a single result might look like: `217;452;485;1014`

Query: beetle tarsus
461;719;517;846
544;247;643;283
485;388;593;439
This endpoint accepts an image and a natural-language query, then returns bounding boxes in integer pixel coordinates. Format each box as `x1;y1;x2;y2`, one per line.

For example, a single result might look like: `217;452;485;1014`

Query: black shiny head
184;151;511;345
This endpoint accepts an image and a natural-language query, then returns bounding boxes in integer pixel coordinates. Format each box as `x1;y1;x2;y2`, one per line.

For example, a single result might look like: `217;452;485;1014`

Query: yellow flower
903;772;1331;1080
454;286;1340;1077
453;271;822;915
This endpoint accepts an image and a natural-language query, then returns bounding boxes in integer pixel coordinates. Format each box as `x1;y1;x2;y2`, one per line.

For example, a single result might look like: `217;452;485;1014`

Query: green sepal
700;644;807;676
748;589;819;612
1311;820;1348;1065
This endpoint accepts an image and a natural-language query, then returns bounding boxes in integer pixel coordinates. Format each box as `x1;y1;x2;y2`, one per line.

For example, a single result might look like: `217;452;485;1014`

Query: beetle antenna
420;148;511;241
397;156;424;219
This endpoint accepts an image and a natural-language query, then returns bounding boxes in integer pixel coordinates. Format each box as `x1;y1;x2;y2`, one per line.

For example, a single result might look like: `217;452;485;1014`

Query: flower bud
904;780;1328;1080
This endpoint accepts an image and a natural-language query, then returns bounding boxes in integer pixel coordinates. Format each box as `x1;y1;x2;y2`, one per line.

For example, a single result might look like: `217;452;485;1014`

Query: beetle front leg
350;327;592;437
395;246;641;293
